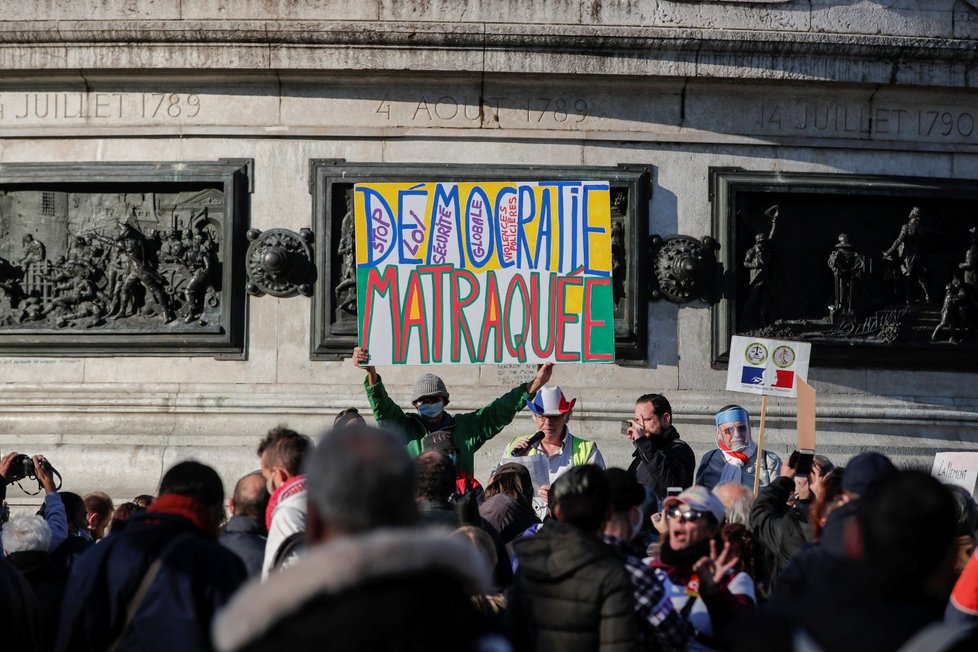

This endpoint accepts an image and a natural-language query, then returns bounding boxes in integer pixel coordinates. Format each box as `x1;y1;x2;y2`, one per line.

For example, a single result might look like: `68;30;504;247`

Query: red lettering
477;273;504;362
399;271;429;364
361;267;401;359
503;275;531;362
554;274;583;362
421;265;452;363
450;269;479;362
530;272;558;358
583;278;613;361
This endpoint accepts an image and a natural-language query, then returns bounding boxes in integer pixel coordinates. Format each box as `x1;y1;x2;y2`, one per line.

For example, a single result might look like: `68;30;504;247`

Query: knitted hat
526;386;576;416
411;373;449;403
663;486;725;524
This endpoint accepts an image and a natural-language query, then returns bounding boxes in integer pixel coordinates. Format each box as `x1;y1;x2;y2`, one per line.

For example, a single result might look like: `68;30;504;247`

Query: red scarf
148;494;219;538
265;475;306;531
718;440;751;465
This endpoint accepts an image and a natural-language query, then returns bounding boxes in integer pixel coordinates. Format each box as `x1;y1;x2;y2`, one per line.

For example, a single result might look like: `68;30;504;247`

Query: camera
5;454;37;482
3;454;52;483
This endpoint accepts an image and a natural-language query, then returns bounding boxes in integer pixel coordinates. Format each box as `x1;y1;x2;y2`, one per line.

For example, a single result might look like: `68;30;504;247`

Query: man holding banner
353;346;553;476
695;405;781;491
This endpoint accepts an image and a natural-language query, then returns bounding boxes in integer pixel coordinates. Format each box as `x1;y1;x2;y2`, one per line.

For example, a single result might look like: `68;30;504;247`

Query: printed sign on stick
725;335;812;398
355;181;616;365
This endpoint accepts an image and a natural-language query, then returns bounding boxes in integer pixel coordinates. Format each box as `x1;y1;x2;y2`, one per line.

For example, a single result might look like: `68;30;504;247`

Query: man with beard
625;393;695;499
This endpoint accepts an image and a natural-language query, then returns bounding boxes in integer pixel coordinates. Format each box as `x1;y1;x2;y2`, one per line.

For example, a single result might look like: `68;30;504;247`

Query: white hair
1;514;52;554
712;482;754;527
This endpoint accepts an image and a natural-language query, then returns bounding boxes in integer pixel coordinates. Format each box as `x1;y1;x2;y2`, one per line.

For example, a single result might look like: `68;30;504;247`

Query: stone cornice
0;21;976;88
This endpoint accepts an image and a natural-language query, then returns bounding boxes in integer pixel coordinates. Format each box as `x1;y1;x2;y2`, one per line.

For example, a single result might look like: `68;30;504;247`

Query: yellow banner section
354;181;611;275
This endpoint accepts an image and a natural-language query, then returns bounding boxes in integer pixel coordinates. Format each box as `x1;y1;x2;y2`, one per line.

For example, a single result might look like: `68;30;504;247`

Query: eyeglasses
666;507;707;523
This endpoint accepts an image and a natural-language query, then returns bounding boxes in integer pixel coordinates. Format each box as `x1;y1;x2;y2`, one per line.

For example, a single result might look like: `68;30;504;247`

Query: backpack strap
271;530;306;571
107;532;193;652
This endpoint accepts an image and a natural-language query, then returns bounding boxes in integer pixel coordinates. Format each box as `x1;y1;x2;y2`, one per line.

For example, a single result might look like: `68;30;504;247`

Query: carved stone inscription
755;101;978;142
0;189;223;330
0;92;205;122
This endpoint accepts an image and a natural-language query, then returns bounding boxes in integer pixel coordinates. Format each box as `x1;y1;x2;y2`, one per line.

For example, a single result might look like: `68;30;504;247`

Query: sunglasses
666;507;707;523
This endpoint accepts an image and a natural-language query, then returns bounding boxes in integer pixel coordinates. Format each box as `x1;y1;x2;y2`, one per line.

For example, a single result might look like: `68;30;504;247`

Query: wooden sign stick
753;394;769;497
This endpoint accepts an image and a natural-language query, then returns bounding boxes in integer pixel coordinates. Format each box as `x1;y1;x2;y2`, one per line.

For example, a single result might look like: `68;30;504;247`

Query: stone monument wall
0;1;976;503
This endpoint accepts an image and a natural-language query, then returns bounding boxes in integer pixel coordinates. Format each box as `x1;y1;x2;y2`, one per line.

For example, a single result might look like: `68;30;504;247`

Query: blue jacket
694;447;781;491
55;510;247;652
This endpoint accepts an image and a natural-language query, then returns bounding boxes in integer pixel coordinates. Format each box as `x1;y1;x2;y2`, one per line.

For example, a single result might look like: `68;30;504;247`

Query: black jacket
0;555;42;651
7;550;65;652
220;515;267;578
627;425;695;499
509;520;636;652
750;476;812;585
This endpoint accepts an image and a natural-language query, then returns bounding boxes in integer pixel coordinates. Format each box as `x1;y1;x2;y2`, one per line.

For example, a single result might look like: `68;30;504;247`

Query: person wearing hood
695;405;781;491
508;465;636;652
353;346;553;476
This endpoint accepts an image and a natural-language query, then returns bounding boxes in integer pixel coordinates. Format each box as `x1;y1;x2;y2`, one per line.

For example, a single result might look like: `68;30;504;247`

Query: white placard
932;452;978;497
725;335;812;398
499;455;550;493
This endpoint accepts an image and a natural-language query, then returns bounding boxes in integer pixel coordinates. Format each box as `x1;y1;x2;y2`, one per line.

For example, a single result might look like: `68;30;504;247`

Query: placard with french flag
725;335;811;398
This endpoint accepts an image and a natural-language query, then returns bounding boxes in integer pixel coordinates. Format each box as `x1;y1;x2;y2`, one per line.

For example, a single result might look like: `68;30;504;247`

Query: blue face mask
446;452;458;466
417;402;444;419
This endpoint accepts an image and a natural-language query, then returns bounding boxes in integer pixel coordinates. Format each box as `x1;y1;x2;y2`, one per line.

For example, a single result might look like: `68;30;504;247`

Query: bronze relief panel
710;169;978;369
0;161;250;357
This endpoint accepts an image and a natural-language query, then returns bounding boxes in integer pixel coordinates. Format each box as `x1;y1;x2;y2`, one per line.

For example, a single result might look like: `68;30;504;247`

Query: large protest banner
355;181;615;365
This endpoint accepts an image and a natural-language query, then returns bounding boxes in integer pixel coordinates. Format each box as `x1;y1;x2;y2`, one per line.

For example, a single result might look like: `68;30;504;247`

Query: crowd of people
1;353;978;651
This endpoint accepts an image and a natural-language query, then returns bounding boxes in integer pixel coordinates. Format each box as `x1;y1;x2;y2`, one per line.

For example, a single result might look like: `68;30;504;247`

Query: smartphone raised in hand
790;449;816;476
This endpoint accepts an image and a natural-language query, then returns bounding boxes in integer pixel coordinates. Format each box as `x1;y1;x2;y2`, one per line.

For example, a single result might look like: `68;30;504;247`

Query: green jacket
364;376;531;475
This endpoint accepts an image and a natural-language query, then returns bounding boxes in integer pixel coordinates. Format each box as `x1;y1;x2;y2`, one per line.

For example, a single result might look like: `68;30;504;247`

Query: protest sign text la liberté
355;181;616;365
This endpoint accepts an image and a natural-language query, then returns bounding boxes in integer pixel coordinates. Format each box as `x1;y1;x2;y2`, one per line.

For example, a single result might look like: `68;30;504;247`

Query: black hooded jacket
509;520;636;652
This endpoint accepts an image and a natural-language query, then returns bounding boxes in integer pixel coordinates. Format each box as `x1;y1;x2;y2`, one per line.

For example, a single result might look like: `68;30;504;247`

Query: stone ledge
0;385;975;425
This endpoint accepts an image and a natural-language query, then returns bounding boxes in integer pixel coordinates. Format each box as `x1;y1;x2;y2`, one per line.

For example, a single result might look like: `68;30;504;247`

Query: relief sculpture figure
827;233;865;317
97;219;176;324
181;229;216;324
18;234;46;269
932;277;969;343
334;193;357;317
883;206;931;305
741;205;778;329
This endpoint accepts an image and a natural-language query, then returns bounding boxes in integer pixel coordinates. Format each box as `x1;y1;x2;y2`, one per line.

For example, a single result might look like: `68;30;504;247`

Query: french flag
771;370;795;389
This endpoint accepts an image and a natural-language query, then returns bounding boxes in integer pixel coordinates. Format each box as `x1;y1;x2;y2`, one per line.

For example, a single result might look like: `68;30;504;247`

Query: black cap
605;468;645;512
843;452;897;497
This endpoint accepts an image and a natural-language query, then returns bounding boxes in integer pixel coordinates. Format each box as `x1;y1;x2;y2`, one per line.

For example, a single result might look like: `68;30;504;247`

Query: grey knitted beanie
411;373;449;403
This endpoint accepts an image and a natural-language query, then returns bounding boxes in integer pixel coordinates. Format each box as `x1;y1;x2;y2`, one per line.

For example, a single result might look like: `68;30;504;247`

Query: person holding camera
0;452;68;556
